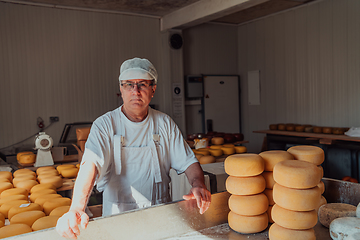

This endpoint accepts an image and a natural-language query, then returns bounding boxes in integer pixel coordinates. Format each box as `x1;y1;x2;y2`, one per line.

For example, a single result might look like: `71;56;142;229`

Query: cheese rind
10;210;45;226
49;205;70;217
0;195;28;206
317;181;325;194
287;145;324;165
225;154;264;177
0;200;29;218
43;197;71;215
8;203;43;220
234;146;247;154
329;217;360;240
60;168;79;178
38;176;63;188
34;194;62;207
228;211;268;234
268;205;274;223
14;179;38;192
259;150;294;171
30;183;57;193
32;215;60;231
30;189;57;202
318;203;356;228
198;155;216;165
1;188;28;198
0;171;13;182
228;193;268;216
0;224;32;238
226;175;266;196
13;169;36;178
264;188;275;205
269;223;316;240
0;182;13;194
262;171;275;189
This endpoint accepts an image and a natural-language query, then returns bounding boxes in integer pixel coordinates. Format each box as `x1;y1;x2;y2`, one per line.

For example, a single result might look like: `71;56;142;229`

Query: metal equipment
34;132;54;167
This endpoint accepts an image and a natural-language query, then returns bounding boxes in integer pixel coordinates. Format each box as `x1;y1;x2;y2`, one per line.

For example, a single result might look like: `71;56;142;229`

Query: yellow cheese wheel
43;197;71;215
262;171;275;189
273;183;321;211
264;188;274;205
272;204;317;230
208;149;223;157
0;178;10;183
0;182;13;194
8;202;43;220
30;189;57;202
0;212;4;223
226;175;266;196
224;154;264;177
10;210;45;226
0;220;3;228
32;215;60;231
273;160;321;189
194;150;210;156
13;175;36;186
36;166;57;175
259;150;294;171
287;145;324;165
16;152;34;161
0;200;29;218
60;168;79;178
228;211;268;234
0;171;13;181
316;195;327;213
223;144;235;148
49;205;70;217
18;153;36;164
198;155;216;165
56;164;76;174
0;224;32;238
228;193;268;216
38;175;63;188
37;172;60;182
0;195;28;206
221;147;235;155
234;146;247;154
1;188;28;198
211;137;224;145
318;165;324;179
13;169;36;178
267;205;274;223
210;145;223;150
34;194;62;207
14;180;38;192
30;183;57;193
318;181;325;194
269;223;316;240
37;169;59;177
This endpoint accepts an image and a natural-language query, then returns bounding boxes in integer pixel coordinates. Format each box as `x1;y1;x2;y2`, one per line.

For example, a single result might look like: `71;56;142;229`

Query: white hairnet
119;57;158;84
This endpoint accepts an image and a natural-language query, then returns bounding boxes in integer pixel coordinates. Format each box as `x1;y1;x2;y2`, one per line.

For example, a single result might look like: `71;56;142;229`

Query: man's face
120;79;156;112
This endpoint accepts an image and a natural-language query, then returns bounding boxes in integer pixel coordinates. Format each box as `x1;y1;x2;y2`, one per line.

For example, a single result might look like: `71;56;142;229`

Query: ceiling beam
160;0;270;31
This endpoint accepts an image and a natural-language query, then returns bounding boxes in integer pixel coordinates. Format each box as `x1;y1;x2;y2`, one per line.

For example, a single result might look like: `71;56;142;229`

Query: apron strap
151;112;162;183
114;135;122;175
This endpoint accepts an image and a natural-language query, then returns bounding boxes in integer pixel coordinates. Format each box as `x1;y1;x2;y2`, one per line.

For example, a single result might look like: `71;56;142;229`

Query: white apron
102;113;171;216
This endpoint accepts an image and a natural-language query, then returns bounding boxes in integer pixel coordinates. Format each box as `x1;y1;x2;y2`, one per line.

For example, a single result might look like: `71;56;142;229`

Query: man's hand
183;186;211;214
56;210;89;239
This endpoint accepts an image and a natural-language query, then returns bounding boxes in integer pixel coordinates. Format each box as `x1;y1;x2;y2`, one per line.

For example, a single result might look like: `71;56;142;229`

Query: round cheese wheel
0;224;32;238
13;175;36;186
32;215;60;231
49;205;70;217
273;160;321;189
259;150;294;171
211;137;224;145
223;144;235;148
36;166;56;175
14;180;38;192
56;164;76;174
262;171;275;189
269;223;316;240
18;153;36;164
0;182;13;194
0;178;10;183
61;168;79;178
13;169;36;178
198;155;216;165
37;169;59;177
318;165;324;179
1;188;28;198
37;172;61;182
264;188;274;205
221;147;235;155
0;195;28;206
277;124;286;131
317;181;325;194
228;193;268;216
210;145;223;150
316;195;327;213
273;183;321;211
226;175;266;196
34;194;62;207
43;197;71;215
10;210;45;226
272;204;317;230
0;200;29;218
208;149;223;157
228;211;268;234
330;217;360;240
318;203;356;228
8;202;43;220
194;150;210;156
234;146;247;154
30;189;57;203
38;176;63;188
224;154;264;177
16;152;34;161
0;171;13;181
30;183;57;193
267;205;274;223
287;145;324;165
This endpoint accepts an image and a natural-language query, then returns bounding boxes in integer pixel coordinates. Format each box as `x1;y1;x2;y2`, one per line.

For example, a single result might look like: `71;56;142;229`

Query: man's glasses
120;81;154;91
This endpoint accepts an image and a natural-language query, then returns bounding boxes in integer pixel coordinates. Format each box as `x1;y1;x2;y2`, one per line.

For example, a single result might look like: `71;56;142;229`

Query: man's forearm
184;162;206;187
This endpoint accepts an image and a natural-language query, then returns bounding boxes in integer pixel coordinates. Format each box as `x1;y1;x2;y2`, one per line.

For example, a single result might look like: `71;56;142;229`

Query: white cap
119;57;158;84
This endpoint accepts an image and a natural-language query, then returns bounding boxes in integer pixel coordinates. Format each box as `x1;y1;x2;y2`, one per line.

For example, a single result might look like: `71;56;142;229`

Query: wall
238;0;360;153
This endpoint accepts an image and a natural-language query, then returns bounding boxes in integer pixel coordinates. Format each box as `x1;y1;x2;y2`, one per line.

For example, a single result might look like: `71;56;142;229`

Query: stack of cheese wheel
259;150;294;223
287;145;326;211
225;154;268;234
269;159;322;240
36;166;63;189
12;169;38;192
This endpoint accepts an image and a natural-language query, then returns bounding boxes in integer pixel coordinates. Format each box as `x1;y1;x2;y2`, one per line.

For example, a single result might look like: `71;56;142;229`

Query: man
56;57;211;239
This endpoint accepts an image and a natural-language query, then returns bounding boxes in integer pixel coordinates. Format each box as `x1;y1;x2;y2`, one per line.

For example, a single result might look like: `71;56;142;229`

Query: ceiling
8;0;315;29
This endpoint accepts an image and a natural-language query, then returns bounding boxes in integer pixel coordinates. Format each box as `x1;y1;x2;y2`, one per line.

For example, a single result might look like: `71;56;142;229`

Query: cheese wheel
210;145;223;150
318;165;324;179
34;194;62;207
49;205;70;217
287;145;324;165
0;195;28;206
228;211;268;234
226;175;266;196
13;175;36;186
329;217;360;240
0;224;32;238
318;203;356;228
43;197;71;215
273;160;321;189
0;171;13;181
18;153;36;164
272;204;317;230
262;171;275;189
264;188;275;205
36;166;56;175
0;182;13;194
223;144;235;148
16;152;34;161
234;146;247;154
10;210;45;226
37;173;61;182
273;183;321;211
211;137;224;145
14;180;38;192
0;178;10;183
208;149;223;157
316;195;327;213
32;215;60;231
8;202;42;220
198;155;216;165
37;170;59;177
225;154;264;177
267;205;274;223
60;168;79;178
259;150;294;171
30;189;57;202
221;147;235;155
13;169;36;178
1;188;28;198
0;200;29;218
317;181;325;194
30;183;57;193
268;223;316;240
38;176;63;188
0;220;3;228
194;150;210;156
228;193;268;216
0;213;4;223
56;164;76;174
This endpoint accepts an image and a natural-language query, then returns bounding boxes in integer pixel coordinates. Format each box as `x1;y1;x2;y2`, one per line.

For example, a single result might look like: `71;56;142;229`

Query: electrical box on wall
185;75;203;99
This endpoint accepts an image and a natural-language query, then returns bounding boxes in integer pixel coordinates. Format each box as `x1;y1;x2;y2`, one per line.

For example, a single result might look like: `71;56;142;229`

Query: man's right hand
56;210;89;239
